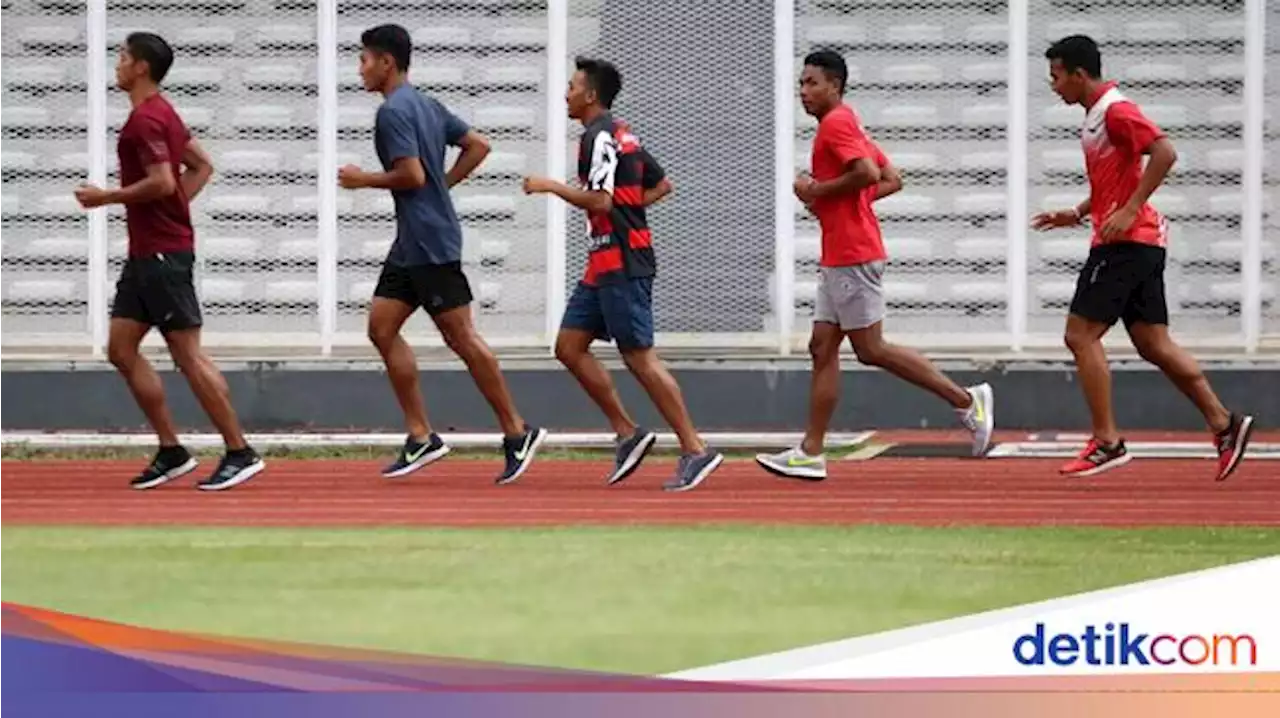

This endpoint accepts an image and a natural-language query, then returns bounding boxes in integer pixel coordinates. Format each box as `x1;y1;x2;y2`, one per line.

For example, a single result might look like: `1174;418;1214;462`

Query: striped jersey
576;112;663;286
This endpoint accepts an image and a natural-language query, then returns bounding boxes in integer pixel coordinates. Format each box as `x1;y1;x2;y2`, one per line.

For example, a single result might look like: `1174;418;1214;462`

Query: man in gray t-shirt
374;81;467;266
338;24;547;485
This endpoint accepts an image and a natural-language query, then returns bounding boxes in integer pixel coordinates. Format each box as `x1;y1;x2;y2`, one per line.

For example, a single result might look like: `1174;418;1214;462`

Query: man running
340;24;547;484
1033;35;1254;479
756;50;995;481
522;56;724;492
74;31;265;491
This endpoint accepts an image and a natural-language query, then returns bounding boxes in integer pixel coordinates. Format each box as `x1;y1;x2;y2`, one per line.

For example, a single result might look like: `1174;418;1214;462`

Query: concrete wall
3;359;1275;432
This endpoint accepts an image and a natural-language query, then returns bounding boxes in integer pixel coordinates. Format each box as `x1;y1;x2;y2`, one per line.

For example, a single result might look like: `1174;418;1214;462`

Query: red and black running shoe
1059;438;1131;478
1214;413;1256;482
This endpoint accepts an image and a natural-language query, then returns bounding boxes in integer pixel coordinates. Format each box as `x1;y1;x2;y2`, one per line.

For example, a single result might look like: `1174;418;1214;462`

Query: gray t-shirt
374;83;470;266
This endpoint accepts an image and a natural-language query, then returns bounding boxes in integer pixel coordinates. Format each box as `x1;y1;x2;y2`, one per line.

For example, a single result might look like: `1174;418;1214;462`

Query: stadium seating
2;0;1275;347
785;0;1272;337
2;0;553;341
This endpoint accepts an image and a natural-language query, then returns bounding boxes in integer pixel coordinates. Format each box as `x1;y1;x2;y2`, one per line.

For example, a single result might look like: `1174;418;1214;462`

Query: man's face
799;65;840;117
1048;58;1087;105
359;48;393;91
115;48;145;91
565;70;593;120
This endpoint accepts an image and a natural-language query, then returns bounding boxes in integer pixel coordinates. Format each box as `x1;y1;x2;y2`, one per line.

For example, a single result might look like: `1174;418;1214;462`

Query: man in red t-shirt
73;32;263;492
1033;35;1254;480
757;51;995;482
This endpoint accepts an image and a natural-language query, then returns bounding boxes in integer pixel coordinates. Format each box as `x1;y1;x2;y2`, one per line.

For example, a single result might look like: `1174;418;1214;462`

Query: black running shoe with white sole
607;427;657;485
197;447;266;492
496;425;548;485
131;445;200;490
663;450;724;492
382;433;451;478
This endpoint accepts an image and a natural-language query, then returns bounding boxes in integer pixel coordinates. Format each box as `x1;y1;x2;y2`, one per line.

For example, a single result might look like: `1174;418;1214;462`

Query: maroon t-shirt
117;93;194;256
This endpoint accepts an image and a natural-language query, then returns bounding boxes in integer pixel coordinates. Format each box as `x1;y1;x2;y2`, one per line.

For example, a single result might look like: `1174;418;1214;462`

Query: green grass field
5;525;1278;674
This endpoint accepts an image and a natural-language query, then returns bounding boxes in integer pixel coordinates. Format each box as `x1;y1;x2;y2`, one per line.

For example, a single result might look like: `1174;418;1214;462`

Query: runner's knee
106;340;138;372
554;335;585;366
850;336;888;367
621;347;660;377
1063;326;1097;355
366;316;399;350
808;330;840;366
444;324;488;360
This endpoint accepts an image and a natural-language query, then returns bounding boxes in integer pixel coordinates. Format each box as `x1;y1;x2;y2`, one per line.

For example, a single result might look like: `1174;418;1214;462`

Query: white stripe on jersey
587;131;618;194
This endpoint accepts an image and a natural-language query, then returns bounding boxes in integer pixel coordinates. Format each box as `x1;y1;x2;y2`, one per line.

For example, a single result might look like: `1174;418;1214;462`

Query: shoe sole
754;455;826;481
1216;415;1255;482
496;427;549;486
607;432;658;485
665;453;725;493
971;383;995;457
197;460;266;492
381;444;452;479
131;457;200;490
1061;452;1133;478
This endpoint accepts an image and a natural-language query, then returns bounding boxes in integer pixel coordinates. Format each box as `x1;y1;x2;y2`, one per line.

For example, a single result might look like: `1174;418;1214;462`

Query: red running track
3;451;1278;528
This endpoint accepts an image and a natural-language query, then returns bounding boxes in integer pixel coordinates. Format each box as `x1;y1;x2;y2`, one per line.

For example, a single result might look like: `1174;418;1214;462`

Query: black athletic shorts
373;261;473;316
110;250;203;333
1069;242;1169;328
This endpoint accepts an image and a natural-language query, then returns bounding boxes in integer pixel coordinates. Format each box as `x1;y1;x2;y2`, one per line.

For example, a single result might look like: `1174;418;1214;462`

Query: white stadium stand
1;0;1277;355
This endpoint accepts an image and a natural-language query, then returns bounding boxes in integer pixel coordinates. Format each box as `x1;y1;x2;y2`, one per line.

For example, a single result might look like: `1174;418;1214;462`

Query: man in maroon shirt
74;32;264;492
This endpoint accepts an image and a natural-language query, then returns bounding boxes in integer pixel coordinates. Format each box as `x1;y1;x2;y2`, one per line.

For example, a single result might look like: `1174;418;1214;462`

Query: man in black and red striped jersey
523;56;723;492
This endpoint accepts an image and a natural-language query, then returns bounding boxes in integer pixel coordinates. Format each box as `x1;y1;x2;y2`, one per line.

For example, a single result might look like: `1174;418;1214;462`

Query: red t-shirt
871;142;888;169
117;94;194;256
809;103;887;267
1082;82;1168;248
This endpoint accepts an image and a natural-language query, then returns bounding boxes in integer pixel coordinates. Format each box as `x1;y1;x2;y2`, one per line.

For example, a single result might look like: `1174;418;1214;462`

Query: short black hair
575;56;622;109
361;24;412;72
1046;35;1102;79
803;49;848;94
125;32;174;83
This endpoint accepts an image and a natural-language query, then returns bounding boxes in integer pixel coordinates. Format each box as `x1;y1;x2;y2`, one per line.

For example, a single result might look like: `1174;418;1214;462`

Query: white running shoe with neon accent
755;446;827;481
958;382;995;457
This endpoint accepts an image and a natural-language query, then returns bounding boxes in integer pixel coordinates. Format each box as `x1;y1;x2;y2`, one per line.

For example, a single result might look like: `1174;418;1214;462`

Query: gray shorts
814;261;886;331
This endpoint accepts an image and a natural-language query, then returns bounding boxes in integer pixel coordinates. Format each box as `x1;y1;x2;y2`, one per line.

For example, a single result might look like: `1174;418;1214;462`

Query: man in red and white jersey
756;50;995;482
1033;35;1254;480
73;32;264;492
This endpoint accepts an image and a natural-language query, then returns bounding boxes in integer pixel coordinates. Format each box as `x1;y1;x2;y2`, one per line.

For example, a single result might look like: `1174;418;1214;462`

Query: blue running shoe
607;427;657;485
663;449;724;493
